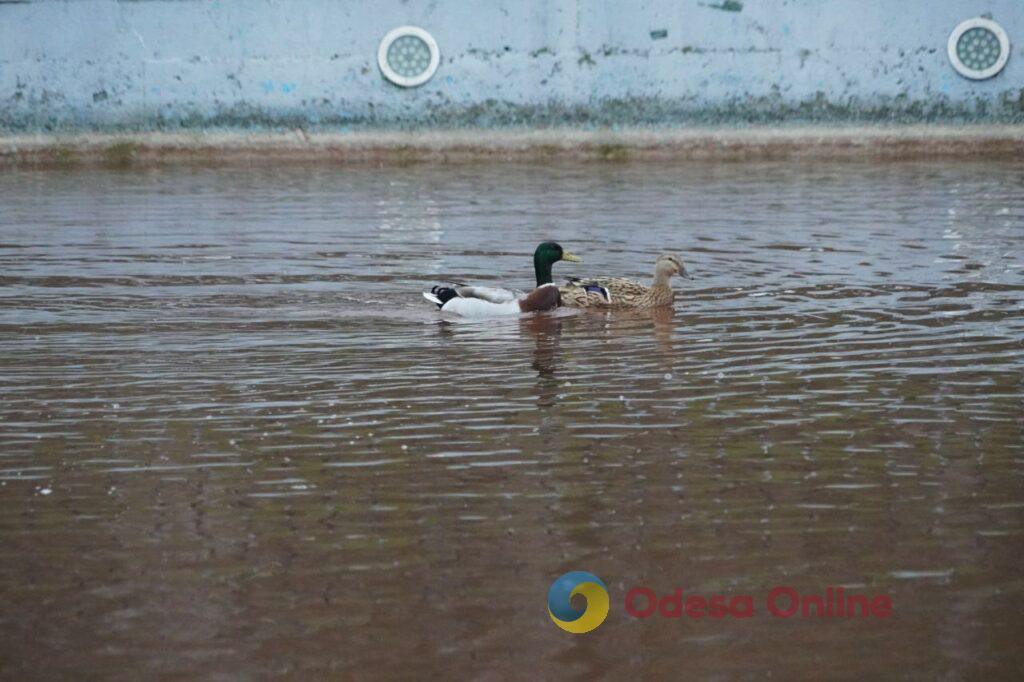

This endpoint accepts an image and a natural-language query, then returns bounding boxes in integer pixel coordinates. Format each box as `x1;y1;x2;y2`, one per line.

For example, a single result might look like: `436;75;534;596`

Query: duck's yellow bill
562;251;582;262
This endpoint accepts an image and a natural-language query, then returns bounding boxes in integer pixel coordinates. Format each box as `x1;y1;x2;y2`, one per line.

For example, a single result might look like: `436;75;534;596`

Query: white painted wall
0;0;1021;130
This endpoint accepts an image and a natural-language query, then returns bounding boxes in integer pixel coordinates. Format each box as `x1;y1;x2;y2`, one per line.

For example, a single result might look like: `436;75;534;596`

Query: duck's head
655;253;692;280
534;241;580;285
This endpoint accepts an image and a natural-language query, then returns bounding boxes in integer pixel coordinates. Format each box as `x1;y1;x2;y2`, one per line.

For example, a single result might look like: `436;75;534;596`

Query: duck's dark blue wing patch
582;284;611;303
565;277;611;303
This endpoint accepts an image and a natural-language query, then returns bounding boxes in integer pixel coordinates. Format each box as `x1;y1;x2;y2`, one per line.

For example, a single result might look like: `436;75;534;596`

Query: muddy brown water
0;160;1022;679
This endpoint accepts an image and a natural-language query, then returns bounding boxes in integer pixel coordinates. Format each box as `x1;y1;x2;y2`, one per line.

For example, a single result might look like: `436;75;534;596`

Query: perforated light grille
947;18;1010;80
378;27;440;88
386;35;433;80
956;27;1002;72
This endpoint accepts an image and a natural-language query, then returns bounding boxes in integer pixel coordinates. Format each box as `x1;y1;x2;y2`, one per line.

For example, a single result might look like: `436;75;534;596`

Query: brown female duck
559;253;690;309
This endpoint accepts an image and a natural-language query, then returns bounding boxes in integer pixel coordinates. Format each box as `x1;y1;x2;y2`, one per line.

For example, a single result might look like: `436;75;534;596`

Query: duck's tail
422;286;460;309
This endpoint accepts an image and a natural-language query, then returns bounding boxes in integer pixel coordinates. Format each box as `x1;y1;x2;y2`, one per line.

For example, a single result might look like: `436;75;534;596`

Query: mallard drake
558;253;690;309
423;241;581;317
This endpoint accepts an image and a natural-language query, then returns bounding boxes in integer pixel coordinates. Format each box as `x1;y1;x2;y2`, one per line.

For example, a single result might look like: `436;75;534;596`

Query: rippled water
1;160;1022;678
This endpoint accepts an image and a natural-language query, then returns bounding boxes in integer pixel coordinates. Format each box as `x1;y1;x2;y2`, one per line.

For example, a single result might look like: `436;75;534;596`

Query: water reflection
522;313;565;393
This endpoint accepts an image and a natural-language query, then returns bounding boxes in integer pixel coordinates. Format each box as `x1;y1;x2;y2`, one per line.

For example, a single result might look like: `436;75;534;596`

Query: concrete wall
1;0;1022;131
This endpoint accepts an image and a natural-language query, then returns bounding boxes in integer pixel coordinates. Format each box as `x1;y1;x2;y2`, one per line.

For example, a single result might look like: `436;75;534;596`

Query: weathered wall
1;0;1022;131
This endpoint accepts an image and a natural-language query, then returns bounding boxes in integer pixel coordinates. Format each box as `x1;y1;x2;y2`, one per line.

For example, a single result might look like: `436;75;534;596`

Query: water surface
1;160;1022;679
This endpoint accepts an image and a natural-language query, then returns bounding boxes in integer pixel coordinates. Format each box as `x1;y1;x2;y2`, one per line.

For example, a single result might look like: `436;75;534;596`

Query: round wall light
947;18;1010;80
377;26;440;87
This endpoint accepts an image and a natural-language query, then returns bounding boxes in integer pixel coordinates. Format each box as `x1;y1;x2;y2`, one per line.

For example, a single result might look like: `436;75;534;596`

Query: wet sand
0;160;1022;678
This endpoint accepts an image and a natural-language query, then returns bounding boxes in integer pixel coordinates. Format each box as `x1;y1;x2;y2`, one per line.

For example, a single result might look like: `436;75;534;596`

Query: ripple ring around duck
547;571;610;634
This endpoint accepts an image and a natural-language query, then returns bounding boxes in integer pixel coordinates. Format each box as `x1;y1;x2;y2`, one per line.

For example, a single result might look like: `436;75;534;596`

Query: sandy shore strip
2;125;1022;167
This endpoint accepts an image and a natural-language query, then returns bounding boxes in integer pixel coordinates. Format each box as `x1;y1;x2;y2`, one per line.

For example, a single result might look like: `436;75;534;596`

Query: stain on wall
701;1;745;13
0;0;1021;131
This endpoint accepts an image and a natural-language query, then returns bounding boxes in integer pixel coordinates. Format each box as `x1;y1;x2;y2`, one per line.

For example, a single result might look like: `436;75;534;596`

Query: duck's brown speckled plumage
559;253;689;309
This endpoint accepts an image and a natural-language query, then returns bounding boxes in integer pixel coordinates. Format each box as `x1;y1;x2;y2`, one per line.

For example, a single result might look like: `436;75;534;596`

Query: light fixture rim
377;25;441;88
947;17;1010;80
